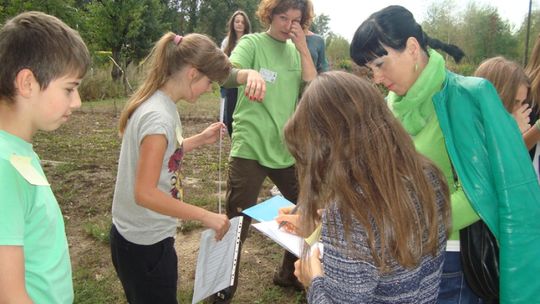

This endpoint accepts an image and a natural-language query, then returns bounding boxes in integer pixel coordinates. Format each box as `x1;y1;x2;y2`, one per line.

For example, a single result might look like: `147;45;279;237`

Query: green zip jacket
433;71;540;303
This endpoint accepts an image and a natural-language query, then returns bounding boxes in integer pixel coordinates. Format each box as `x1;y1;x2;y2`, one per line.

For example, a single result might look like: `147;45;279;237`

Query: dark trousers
110;224;178;304
216;157;298;302
223;88;238;136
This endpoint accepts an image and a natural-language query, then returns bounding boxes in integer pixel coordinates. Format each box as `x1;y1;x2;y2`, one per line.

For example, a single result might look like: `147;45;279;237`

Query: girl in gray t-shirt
110;32;232;303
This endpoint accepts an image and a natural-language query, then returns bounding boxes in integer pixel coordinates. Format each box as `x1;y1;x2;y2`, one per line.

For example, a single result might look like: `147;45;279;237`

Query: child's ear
187;67;199;81
14;69;37;98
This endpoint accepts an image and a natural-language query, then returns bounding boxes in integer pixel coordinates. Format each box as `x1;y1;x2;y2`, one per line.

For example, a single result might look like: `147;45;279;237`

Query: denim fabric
437;251;483;304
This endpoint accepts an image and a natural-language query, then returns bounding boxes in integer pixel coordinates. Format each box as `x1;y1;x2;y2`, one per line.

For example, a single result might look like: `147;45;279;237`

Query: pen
278;205;299;229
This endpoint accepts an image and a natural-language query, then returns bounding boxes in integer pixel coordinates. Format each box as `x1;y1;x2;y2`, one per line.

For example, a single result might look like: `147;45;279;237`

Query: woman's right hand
275;206;300;235
202;212;230;241
512;103;532;133
244;70;266;102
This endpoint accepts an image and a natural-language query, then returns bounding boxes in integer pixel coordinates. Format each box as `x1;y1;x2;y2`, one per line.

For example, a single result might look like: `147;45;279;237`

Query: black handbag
459;220;499;302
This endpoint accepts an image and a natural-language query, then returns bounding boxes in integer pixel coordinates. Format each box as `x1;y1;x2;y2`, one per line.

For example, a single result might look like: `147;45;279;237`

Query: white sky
311;0;537;41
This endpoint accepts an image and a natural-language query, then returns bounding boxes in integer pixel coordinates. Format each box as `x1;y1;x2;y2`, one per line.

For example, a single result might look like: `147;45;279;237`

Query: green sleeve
0;160;26;245
229;34;255;69
449;186;479;239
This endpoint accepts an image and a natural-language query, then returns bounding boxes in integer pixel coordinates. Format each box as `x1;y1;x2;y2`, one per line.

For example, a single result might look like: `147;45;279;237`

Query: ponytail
118;33;231;135
425;34;465;63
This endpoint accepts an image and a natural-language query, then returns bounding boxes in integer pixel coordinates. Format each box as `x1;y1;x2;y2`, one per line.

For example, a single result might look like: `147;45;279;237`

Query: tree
0;0;81;28
310;13;330;37
84;0;170;82
422;0;459;48
459;3;518;63
326;33;351;70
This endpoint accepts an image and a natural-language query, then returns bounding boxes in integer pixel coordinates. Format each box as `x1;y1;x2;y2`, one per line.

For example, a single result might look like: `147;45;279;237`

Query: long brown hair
474;56;530;112
284;71;450;271
118;33;231;135
223;10;251;56
525;34;540;110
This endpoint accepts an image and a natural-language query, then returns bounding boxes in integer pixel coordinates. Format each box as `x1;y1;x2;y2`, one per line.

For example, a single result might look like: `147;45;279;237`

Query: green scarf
388;49;446;136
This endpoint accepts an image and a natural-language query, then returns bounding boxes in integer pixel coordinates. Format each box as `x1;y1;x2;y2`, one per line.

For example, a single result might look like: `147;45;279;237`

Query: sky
310;0;537;41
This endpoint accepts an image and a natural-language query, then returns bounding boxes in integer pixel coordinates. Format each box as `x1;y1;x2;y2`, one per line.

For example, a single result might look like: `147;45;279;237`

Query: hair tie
174;34;183;45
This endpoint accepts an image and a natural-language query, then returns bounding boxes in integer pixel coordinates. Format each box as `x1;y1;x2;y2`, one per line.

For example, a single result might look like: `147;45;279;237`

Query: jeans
438;251;483;304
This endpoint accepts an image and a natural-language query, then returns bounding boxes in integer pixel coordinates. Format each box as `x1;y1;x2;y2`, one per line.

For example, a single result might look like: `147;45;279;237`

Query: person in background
289;71;450;303
110;33;231;304
208;0;317;302
524;34;540;180
305;29;328;73
474;56;531;134
350;5;540;303
221;10;252;136
0;11;90;304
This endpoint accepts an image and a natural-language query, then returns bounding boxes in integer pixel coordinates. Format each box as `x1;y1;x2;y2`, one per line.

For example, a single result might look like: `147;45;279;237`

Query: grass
33;92;306;304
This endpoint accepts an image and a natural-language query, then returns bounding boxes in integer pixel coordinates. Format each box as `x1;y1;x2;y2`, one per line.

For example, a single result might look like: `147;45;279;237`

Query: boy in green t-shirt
0;12;90;303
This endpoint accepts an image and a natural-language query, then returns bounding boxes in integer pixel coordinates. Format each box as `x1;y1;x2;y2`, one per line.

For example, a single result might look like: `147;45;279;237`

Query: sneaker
272;270;304;291
270;185;282;196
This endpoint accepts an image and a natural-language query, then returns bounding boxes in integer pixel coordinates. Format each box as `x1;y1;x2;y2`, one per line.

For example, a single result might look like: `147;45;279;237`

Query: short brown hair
474;56;530;112
0;11;90;103
256;0;314;30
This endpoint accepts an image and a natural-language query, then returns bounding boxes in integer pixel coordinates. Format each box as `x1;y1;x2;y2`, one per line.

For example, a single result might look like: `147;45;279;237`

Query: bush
79;64;142;102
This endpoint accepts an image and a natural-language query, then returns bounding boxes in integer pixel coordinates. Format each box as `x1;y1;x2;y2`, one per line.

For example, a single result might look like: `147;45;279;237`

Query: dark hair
0;11;90;103
350;5;464;66
223;10;252;56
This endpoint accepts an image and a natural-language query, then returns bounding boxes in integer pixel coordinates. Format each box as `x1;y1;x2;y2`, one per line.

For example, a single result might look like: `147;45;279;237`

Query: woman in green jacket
350;5;540;304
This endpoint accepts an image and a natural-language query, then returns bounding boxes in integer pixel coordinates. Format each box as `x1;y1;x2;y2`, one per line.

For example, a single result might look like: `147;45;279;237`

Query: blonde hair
525;34;540;110
284;71;450;271
118;33;231;134
0;11;90;103
256;0;314;30
474;56;530;112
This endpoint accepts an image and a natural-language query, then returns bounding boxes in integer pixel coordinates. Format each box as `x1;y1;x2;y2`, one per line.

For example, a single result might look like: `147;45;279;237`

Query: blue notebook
242;195;294;222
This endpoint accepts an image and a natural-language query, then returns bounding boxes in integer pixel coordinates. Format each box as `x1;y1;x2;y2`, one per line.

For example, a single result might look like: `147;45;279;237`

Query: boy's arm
0;246;33;303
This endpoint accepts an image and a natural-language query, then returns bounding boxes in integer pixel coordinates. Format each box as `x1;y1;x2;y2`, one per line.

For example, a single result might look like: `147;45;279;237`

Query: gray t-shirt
112;90;184;245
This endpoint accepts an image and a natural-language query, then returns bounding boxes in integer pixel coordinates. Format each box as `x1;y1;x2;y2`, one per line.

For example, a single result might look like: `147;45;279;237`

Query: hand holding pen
275;205;300;235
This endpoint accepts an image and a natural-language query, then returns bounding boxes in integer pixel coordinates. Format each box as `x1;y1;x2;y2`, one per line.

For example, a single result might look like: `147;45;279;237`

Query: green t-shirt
0;130;73;303
412;115;479;240
229;33;302;168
